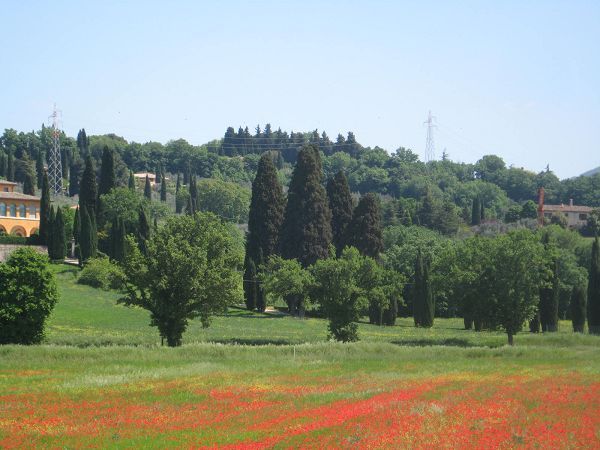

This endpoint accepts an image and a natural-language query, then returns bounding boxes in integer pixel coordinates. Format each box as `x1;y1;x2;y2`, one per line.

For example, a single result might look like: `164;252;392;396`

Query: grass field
1;264;600;448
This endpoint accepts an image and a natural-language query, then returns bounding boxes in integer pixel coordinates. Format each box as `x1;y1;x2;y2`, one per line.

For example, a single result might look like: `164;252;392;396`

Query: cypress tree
39;171;51;245
110;217;126;262
571;285;587;333
471;196;481;226
47;206;55;257
413;250;424;327
244;153;285;311
79;205;92;264
540;259;559;332
326;171;353;255
186;195;195;215
413;250;434;328
160;173;167;202
6;151;14;181
418;187;436;228
36;150;44;188
480;198;485;221
128;170;136;191
73;206;80;246
50;207;66;260
281;144;332;267
0;152;5;177
98;146;116;197
144;175;152;200
175;174;184;213
422;256;435;327
79;155;97;214
138;208;150;254
588;236;600;334
346;193;383;259
69;158;83;197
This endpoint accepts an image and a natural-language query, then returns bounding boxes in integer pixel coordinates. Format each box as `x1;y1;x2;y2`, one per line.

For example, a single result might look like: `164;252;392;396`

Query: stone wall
0;244;47;262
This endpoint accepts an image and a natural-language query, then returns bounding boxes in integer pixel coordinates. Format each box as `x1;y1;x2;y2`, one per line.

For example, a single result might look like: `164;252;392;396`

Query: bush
0;247;58;344
78;257;124;291
0;235;28;245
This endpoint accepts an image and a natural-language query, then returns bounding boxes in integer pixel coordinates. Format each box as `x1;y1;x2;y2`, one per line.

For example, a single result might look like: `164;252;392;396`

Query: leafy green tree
98;146;116;197
144;175;152;200
327;171;353;255
259;256;313;317
49;207;66;261
79;155;97;214
571;285;587;333
245;153;284;311
505;205;522;223
281;144;332;268
588;236;600;334
540;259;559;332
39;171;51;245
196;179;251;223
413;250;434;327
521;200;538;219
120;213;243;347
0;248;58;344
21;155;36;196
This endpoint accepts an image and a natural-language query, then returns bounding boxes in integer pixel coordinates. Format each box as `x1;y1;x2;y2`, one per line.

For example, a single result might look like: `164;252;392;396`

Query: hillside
582;166;600;177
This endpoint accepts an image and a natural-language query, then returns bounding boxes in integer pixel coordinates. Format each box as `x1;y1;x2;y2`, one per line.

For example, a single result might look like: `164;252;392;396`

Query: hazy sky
1;1;599;179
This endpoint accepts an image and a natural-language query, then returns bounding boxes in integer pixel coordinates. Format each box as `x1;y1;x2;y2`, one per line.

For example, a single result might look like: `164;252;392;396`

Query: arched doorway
10;226;27;237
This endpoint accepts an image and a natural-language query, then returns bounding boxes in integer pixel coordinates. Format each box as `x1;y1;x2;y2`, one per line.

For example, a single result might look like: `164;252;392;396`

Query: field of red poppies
1;343;599;449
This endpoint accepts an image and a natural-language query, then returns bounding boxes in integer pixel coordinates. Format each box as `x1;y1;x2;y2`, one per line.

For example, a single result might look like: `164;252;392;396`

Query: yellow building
0;180;41;237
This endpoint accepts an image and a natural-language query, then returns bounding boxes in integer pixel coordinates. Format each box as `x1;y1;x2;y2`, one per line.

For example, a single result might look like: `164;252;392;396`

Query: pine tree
327;171;353;255
144;175;152;200
98;146;116;197
39;171;51;245
79;155;97;214
347;193;383;259
49;207;66;261
588;236;600;334
571;285;587;333
128;170;136;191
471;196;481;226
160;173;167;202
281;144;332;267
244;153;284;311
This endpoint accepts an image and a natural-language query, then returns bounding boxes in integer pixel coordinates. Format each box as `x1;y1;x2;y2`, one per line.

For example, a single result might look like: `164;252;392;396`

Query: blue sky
1;1;598;178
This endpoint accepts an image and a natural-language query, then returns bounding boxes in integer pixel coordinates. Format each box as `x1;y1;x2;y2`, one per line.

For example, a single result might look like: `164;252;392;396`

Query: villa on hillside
537;188;592;228
0;180;41;237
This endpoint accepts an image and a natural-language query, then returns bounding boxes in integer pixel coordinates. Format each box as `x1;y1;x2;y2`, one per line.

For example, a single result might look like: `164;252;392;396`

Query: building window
19;204;26;218
0;202;5;216
29;204;37;218
2;188;8;192
9;204;16;217
580;213;588;221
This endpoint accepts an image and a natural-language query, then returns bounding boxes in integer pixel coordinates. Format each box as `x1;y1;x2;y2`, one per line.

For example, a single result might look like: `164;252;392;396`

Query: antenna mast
424;110;436;162
48;104;63;196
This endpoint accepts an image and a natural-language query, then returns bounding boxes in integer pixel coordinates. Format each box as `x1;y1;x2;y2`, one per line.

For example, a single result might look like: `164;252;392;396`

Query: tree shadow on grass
391;338;482;348
206;338;293;346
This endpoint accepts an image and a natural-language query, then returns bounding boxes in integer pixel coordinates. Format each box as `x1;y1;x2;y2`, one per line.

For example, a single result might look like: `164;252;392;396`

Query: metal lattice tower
48;104;63;196
424;110;436;162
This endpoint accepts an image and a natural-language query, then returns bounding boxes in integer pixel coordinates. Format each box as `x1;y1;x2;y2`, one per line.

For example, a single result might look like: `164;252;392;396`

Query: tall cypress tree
39;171;51;245
110;217;126;262
6;151;14;181
98;146;116;197
571;285;587;333
21;155;37;196
244;153;284;311
413;250;424;327
326;171;353;255
471;196;481;226
79;155;97;214
144;175;152;200
413;250;434;328
160;173;167;202
128;170;136;191
47;206;55;257
73;206;80;247
79;205;93;264
175;174;184;213
36;150;44;188
0;152;6;177
138;208;151;254
588;236;600;334
346;193;383;259
69;158;83;197
281;144;332;267
50;207;66;261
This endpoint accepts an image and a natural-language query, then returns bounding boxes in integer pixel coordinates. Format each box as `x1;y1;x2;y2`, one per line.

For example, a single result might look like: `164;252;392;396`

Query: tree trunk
507;332;514;346
463;317;473;330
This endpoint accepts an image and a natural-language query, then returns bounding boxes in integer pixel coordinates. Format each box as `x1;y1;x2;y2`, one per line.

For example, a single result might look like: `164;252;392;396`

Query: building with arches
0;180;41;237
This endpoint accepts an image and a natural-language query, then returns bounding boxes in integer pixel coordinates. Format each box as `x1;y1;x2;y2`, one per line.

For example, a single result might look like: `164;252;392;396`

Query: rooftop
0;180;18;186
0;192;40;201
543;204;593;213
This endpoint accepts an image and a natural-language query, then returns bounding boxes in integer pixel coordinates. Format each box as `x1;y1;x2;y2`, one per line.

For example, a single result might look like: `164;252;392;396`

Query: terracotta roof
543;204;593;213
0;192;40;201
0;180;18;186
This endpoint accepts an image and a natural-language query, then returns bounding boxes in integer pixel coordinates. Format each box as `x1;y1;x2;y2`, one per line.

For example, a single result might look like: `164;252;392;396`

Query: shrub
0;247;58;344
78;257;124;291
